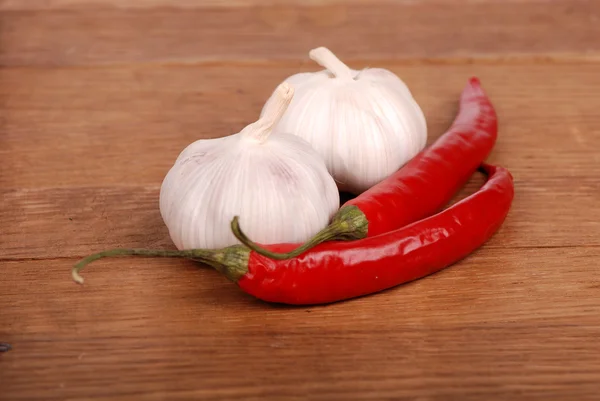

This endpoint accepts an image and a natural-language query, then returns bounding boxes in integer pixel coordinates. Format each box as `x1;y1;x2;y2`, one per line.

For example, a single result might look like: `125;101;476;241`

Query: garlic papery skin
261;47;428;194
159;82;340;250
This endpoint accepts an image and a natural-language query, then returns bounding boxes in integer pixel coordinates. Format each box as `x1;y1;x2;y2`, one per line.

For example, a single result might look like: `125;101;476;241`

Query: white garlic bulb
159;82;340;250
262;47;428;194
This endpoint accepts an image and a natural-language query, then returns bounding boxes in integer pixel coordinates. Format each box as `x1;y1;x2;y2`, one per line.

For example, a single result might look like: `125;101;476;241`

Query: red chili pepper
72;163;513;305
243;77;498;260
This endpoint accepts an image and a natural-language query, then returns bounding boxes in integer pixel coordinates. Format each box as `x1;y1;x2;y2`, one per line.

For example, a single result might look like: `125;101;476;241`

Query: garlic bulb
159;82;340;250
262;47;428;194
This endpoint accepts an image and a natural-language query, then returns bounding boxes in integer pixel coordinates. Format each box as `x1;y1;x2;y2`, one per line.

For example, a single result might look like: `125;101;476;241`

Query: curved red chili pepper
231;163;513;305
71;164;513;306
349;77;497;236
240;77;498;259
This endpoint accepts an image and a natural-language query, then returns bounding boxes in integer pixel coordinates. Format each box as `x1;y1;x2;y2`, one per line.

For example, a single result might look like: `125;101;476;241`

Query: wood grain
2;0;600;400
2;175;600;260
1;0;599;66
2;247;600;400
1;64;598;189
0;0;549;11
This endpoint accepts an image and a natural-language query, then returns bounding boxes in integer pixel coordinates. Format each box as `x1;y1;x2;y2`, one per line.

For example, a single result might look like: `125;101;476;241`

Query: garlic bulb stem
309;47;354;80
242;82;295;143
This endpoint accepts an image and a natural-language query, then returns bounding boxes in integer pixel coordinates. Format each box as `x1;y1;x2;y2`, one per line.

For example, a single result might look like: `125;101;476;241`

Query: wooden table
2;1;599;400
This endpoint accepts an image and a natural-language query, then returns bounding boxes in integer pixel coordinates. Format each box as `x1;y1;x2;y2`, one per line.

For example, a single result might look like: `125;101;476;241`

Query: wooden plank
0;0;542;11
2;63;599;258
2;2;598;401
1;63;599;190
3;174;599;258
1;175;599;260
1;1;599;66
2;247;600;400
1;186;172;259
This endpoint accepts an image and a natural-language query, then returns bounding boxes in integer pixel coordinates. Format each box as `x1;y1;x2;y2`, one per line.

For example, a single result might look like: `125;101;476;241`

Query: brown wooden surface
1;1;599;400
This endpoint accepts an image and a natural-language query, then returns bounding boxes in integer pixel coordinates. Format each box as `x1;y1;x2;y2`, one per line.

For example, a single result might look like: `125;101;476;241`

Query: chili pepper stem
71;246;250;284
230;205;368;260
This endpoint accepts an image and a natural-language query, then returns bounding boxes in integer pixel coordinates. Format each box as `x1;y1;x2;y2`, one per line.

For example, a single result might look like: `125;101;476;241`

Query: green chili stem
71;246;250;284
230;205;369;260
230;217;338;260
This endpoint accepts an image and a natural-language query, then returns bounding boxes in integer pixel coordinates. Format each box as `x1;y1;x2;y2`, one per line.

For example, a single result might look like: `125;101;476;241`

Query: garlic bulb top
262;47;428;194
159;82;340;250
